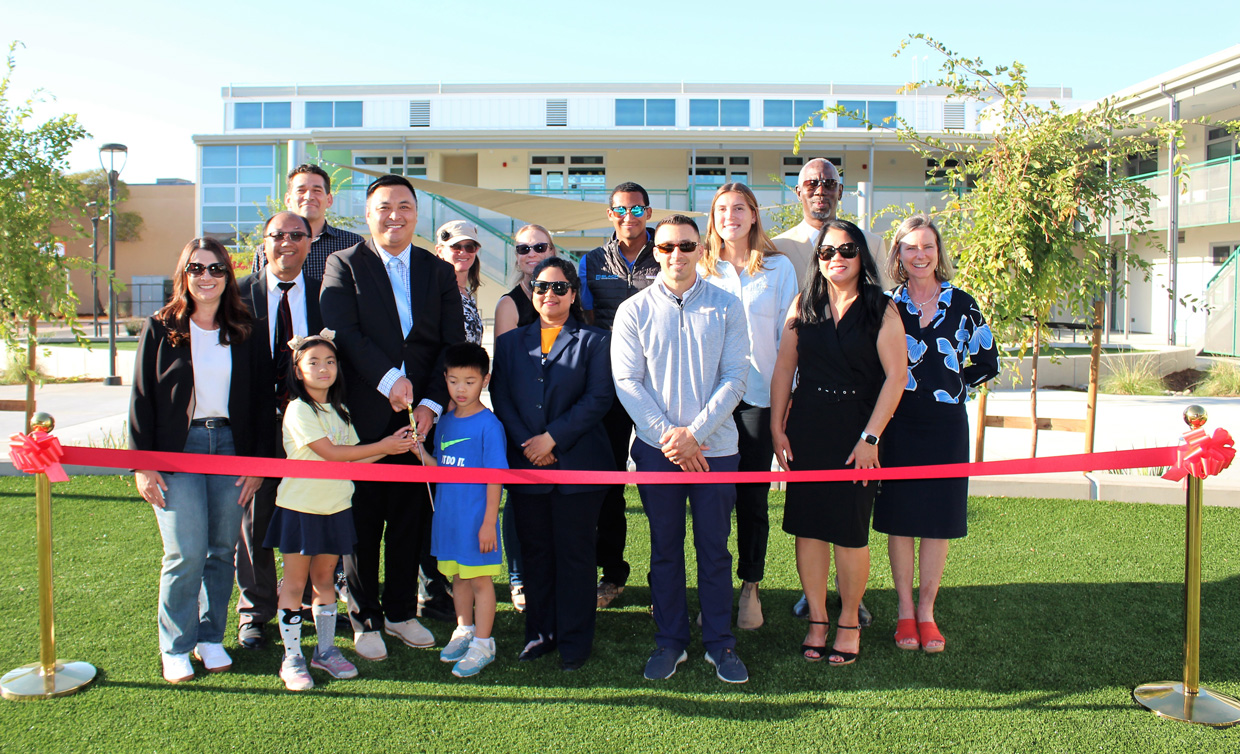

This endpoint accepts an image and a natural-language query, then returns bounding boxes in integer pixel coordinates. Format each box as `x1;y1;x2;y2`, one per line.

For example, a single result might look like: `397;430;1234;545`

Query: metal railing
1204;246;1240;357
1126;153;1240;231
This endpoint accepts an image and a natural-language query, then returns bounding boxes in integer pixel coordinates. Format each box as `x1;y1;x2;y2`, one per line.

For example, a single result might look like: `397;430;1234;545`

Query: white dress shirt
265;269;308;355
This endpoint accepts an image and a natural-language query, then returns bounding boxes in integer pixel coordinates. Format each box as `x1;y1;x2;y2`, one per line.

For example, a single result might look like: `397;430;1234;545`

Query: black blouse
887;282;999;404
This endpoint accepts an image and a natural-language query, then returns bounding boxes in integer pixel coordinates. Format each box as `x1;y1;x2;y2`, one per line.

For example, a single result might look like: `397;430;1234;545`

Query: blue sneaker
705;647;749;684
451;643;495;678
440;627;474;664
643;647;688;680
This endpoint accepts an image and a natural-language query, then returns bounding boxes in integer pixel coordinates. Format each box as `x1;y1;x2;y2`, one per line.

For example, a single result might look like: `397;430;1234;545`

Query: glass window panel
720;100;749;127
202;206;237;223
335;101;362;127
729;156;750;165
263;102;291;128
239;167;273;184
795;100;823;127
202;168;238;184
1207;142;1233;161
202;146;237;167
529;170;542;191
615;99;644;126
355;156;387;165
837;100;866;128
646;99;675;126
238;145;273;166
203;187;235;203
729;172;749;184
783;156;804;166
868;101;897;127
305;102;333;128
240;187;270;204
764;100;792;127
696;156;724;165
238;203;266;223
690;99;719;127
406;168;427;177
570;155;604;164
784;172;799;187
235;103;262;129
532;156;564;164
546;172;564;191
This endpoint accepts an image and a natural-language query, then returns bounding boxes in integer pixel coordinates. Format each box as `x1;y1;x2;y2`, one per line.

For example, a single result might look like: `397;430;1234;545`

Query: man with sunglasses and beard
611;215;750;684
773;158;885;287
774;159;882;626
577;182;661;610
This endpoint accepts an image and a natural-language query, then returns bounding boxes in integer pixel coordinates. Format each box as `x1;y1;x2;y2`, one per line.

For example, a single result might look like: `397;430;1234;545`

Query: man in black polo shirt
576;181;660;608
252;164;364;280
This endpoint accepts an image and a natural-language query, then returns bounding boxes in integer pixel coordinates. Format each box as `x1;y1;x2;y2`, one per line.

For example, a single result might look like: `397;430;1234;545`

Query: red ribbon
1162;428;1236;482
9;431;70;483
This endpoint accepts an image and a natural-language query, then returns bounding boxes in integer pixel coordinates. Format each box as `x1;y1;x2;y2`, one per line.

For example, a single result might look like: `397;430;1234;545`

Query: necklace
911;288;940;312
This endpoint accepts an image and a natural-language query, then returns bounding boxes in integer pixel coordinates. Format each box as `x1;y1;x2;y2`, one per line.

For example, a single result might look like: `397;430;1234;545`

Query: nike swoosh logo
440;437;471;451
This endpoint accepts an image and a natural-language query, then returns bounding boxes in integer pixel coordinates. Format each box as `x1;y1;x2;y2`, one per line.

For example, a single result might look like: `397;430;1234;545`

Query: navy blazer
128;316;269;458
491;317;615;495
320;240;466;441
238;271;323;458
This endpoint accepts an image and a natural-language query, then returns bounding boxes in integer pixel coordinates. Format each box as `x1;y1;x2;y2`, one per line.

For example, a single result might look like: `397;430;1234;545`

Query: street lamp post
99;143;127;387
85;202;100;338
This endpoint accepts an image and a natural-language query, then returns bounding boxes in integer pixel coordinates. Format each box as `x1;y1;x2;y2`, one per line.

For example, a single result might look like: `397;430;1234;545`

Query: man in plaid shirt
251;164;365;280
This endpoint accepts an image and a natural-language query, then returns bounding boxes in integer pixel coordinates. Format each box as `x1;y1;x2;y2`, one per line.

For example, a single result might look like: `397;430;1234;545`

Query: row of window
233;98;903;130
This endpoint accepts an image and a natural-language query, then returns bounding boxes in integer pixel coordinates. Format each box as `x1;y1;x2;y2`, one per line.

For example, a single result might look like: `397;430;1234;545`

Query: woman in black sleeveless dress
770;220;907;666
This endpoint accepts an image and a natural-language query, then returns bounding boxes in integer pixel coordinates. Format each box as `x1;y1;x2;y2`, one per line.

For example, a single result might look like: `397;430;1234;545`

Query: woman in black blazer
490;257;615;671
129;237;267;685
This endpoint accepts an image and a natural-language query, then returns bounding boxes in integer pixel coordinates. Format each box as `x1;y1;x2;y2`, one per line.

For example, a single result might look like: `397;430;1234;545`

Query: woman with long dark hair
130;237;267;684
490;256;614;671
770;220;906;666
875;215;998;653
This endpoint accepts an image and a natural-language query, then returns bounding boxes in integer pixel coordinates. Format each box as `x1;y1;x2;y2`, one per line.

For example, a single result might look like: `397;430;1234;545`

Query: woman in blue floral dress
874;215;999;654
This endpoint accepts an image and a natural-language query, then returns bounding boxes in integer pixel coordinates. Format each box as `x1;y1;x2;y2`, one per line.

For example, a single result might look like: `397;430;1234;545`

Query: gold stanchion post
1132;405;1240;727
1;413;98;701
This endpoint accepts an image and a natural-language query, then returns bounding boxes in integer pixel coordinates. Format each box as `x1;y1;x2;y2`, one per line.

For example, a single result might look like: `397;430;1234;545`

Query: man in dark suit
320;174;466;661
235;210;322;650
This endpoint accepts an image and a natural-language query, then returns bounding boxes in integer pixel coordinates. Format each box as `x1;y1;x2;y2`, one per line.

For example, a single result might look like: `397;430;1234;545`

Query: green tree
803;35;1207;456
69;168;144;242
0;41;96;427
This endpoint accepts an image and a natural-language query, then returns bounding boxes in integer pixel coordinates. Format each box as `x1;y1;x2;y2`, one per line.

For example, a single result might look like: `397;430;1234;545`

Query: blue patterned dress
873;282;999;539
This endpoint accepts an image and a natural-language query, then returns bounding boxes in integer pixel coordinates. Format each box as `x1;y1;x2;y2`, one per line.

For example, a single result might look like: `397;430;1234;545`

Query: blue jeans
153;425;245;655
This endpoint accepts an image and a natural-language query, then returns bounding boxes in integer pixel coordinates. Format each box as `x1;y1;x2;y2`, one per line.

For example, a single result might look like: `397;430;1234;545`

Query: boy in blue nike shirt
414;342;507;678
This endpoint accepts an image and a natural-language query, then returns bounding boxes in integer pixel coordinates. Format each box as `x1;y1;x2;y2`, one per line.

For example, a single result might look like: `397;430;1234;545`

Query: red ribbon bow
1162;427;1235;482
8;430;69;483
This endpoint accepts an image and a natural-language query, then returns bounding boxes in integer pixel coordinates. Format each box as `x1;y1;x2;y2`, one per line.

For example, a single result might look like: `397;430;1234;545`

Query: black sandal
828;625;860;666
802;620;830;662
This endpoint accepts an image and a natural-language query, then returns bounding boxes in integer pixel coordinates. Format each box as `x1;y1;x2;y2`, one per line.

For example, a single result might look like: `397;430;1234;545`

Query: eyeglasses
185;262;230;278
654;241;700;254
609;205;650;218
530;280;571;296
450;242;480;253
801;178;840;193
266;231;309;243
515;242;550;256
816;243;861;261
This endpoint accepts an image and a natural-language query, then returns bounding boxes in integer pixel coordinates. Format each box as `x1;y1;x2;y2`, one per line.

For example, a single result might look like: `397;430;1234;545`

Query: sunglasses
266;231;309;243
654;241;700;254
801;178;840;193
449;242;480;254
609;205;650;218
515;242;550;256
530;280;571;296
816;243;861;261
185;262;230;278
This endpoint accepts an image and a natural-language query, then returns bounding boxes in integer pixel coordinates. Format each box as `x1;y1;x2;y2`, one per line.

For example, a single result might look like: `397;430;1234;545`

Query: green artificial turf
0;476;1238;752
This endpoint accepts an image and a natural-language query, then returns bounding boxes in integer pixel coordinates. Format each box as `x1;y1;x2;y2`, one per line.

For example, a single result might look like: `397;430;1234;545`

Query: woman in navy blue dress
874;215;999;654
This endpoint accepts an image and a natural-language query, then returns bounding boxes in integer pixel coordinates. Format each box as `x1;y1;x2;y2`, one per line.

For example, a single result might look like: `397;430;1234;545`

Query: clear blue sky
7;0;1236;183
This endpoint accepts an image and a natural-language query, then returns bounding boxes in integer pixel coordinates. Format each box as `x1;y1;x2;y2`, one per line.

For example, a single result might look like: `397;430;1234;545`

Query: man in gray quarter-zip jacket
611;214;752;685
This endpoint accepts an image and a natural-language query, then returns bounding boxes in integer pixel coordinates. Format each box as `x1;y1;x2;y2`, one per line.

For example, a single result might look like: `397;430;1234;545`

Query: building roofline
1100;45;1240;112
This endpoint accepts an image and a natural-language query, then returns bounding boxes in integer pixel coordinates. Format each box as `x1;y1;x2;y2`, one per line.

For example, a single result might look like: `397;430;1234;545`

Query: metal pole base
1133;682;1240;727
102;376;122;387
1;661;96;701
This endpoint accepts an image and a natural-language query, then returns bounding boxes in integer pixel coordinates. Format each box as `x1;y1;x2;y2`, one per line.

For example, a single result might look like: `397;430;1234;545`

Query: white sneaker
384;618;435;648
161;652;194;684
440;626;474;663
192;642;232;672
452;642;496;678
353;630;388;661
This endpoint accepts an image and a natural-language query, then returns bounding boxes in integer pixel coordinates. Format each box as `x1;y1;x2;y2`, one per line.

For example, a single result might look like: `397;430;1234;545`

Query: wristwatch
860;431;880;446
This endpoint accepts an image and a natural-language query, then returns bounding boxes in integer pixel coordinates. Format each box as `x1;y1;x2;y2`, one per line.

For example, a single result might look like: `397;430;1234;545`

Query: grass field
1;476;1238;752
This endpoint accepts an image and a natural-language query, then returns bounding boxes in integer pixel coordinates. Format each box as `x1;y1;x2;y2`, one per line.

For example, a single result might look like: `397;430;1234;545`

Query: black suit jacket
490;317;615;495
238;271;323;458
320;239;466;441
128;316;268;458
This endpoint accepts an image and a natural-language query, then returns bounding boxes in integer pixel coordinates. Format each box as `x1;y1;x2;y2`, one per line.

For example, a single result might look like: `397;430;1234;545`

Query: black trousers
595;400;632;586
343;450;431;633
733;402;774;583
511;488;605;664
235;476;279;626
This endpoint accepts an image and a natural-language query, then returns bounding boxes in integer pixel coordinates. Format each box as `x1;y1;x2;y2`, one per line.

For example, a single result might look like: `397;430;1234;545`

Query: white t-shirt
189;320;231;419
